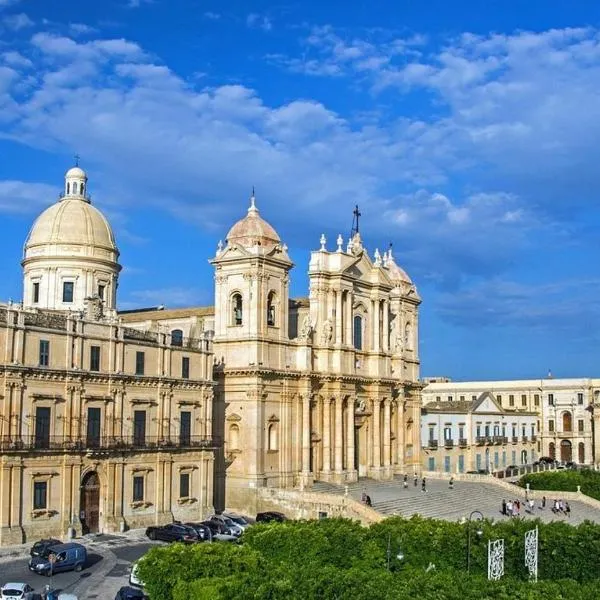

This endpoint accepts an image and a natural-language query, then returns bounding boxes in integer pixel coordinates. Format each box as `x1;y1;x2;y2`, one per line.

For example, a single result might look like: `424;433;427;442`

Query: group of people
360;491;373;507
551;498;572;517
501;495;572;518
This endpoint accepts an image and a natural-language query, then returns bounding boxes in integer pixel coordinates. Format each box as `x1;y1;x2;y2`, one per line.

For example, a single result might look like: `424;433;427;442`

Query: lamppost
386;532;405;571
466;510;484;574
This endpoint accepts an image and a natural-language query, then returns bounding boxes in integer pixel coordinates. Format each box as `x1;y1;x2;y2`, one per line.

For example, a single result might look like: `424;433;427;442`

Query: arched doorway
578;442;585;464
560;440;572;463
80;472;100;534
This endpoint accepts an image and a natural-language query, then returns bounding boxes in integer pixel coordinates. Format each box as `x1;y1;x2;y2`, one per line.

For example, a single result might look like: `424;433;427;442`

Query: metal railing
428;440;438;449
458;438;468;447
444;438;454;448
512;436;519;443
0;435;221;452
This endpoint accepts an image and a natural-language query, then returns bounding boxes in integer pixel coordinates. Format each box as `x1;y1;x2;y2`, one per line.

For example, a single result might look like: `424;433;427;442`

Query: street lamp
466;510;484;574
386;532;405;571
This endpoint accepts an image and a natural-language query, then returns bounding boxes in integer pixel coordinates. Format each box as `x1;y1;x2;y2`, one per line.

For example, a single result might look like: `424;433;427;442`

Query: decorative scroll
488;539;504;581
525;527;538;582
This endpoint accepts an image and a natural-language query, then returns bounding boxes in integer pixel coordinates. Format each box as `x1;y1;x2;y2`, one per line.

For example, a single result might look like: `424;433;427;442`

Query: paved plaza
313;476;600;524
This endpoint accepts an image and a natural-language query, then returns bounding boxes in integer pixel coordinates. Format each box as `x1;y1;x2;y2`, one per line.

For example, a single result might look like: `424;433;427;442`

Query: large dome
226;195;281;249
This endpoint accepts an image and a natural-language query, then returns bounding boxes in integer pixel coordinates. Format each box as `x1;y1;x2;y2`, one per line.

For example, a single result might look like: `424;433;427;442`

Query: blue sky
1;0;600;380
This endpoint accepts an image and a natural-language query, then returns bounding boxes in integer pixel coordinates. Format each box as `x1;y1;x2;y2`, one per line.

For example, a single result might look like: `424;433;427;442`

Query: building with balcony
0;166;216;546
422;378;600;466
122;196;423;514
420;393;537;473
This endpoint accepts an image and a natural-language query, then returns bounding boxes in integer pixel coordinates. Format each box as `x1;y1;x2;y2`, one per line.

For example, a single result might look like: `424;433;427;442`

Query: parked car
505;465;519;474
1;583;34;600
201;520;238;542
145;523;198;543
30;539;62;558
256;511;287;523
209;515;243;537
129;562;143;589
182;523;213;542
114;587;147;600
28;542;87;576
223;513;252;530
537;456;555;465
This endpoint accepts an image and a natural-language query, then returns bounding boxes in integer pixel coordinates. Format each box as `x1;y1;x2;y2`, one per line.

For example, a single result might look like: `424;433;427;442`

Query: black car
115;586;148;600
538;456;555;465
30;538;62;557
201;520;229;536
256;511;287;523
145;523;198;543
183;522;213;542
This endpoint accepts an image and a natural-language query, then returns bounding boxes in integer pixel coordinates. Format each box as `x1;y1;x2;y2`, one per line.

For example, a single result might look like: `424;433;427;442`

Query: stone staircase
311;476;600;524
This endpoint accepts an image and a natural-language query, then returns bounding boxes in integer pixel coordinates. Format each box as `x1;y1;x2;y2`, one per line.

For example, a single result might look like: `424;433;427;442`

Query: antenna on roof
350;204;361;238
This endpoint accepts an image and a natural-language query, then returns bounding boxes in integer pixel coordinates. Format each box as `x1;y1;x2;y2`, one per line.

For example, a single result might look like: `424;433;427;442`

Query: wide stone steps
311;478;599;524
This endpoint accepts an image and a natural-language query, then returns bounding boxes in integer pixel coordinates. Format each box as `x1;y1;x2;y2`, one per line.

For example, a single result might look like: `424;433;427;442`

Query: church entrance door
80;472;100;534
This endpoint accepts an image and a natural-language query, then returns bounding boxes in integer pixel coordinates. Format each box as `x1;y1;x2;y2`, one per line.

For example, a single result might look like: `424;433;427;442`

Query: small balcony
444;438;454;448
0;435;221;453
531;435;537;442
512;436;519;443
475;436;486;445
458;438;468;447
485;436;494;445
492;436;504;445
428;440;438;449
522;435;528;442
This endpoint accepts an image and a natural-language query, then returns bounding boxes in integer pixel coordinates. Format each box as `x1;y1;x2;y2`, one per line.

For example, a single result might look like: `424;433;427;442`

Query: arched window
229;424;240;451
171;329;183;347
562;411;572;432
232;293;243;326
353;315;363;350
81;183;85;196
268;423;278;451
66;182;70;194
405;322;413;350
579;442;585;464
267;291;276;327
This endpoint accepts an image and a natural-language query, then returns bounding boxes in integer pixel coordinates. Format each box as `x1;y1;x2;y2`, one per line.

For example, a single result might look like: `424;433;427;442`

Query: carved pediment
267;414;280;423
226;413;242;422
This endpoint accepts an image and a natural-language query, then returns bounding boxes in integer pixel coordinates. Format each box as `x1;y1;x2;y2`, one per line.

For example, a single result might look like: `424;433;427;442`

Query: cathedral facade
125;195;423;514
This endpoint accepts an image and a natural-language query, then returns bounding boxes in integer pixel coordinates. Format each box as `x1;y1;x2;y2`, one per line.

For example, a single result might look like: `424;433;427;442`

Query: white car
223;513;251;530
1;583;34;600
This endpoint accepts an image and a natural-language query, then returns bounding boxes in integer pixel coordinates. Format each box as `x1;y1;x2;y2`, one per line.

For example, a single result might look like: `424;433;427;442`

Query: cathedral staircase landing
311;476;600;525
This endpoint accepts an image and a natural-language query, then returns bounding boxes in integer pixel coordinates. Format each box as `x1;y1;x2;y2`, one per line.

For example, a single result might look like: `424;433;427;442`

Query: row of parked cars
144;511;287;545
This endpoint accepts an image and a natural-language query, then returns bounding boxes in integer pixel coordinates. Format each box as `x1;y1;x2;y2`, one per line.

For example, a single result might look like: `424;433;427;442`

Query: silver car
223;513;251;531
209;515;243;537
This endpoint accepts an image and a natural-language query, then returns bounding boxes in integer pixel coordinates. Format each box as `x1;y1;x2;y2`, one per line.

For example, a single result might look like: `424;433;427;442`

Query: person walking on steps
414;474;418;487
421;477;427;492
449;476;454;490
403;474;408;489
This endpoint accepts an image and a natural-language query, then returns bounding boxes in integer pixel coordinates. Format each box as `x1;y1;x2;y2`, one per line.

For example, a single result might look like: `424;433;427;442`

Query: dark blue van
28;542;87;575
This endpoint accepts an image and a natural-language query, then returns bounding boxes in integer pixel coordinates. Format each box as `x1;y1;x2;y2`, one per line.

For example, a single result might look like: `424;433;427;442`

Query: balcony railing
0;435;221;452
428;440;438;449
512;436;519;443
444;438;454;448
492;436;505;444
485;436;494;445
475;436;485;445
458;438;468;447
531;435;537;442
522;435;528;442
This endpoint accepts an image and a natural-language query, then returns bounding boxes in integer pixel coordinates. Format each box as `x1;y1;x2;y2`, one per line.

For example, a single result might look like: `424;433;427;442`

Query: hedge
519;469;600;501
136;516;600;600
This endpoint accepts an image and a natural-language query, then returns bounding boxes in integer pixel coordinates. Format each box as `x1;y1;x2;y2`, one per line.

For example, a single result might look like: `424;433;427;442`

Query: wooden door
81;472;100;534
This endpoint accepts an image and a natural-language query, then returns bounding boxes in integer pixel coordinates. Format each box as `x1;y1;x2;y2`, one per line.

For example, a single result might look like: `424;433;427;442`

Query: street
0;535;158;600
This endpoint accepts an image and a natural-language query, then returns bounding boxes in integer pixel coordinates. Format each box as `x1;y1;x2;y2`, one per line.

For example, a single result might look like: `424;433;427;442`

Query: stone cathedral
124;193;423;513
0;165;422;544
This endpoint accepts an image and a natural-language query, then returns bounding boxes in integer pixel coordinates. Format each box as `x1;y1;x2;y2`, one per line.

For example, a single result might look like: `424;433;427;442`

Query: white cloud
69;23;97;36
1;51;32;68
204;12;220;21
247;13;272;32
0;180;59;213
126;0;152;7
0;0;20;8
123;287;211;309
2;12;33;30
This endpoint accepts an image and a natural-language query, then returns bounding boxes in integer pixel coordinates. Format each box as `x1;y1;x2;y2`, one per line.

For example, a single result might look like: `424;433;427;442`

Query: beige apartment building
123;196;423;514
422;377;600;466
0;167;216;546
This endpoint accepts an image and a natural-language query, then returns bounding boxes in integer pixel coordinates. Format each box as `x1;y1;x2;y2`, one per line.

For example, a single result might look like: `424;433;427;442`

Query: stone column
346;399;355;475
372;399;381;472
396;398;405;470
383;399;391;468
593;407;600;465
345;291;353;346
373;299;380;352
334;397;344;474
322;399;331;475
335;291;343;345
302;394;311;473
382;301;389;352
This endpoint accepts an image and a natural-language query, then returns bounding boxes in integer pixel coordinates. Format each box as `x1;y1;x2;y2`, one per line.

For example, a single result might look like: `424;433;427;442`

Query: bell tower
210;193;293;368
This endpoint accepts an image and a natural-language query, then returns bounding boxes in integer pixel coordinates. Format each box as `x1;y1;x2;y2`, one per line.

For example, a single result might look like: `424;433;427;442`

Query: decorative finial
217;239;223;254
319;234;326;251
336;234;343;252
382;250;389;267
346;236;354;253
248;188;257;213
374;248;382;267
388;243;394;262
74;153;80;167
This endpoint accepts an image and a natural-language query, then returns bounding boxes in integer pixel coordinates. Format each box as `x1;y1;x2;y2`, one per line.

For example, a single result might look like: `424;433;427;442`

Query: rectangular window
548;393;554;406
87;407;101;448
502;451;506;466
521;394;527;406
133;410;146;446
459;395;465;401
476;425;481;437
97;284;105;300
484;425;490;437
180;411;191;445
35;407;51;449
90;345;101;372
459;425;464;439
497;395;502;403
62;281;74;303
549;419;555;432
578;419;585;432
39;340;50;367
135;351;145;376
458;455;464;473
180;473;190;498
476;454;482;470
494;452;499;467
181;357;190;379
472;395;477;401
428;457;435;471
509;395;514;407
133;476;144;502
512;450;516;465
444;456;451;473
448;396;452;402
534;394;540;406
443;426;452;440
531;424;535;438
578;393;584;405
33;481;47;510
435;396;441;402
512;425;517;437
33;282;40;303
